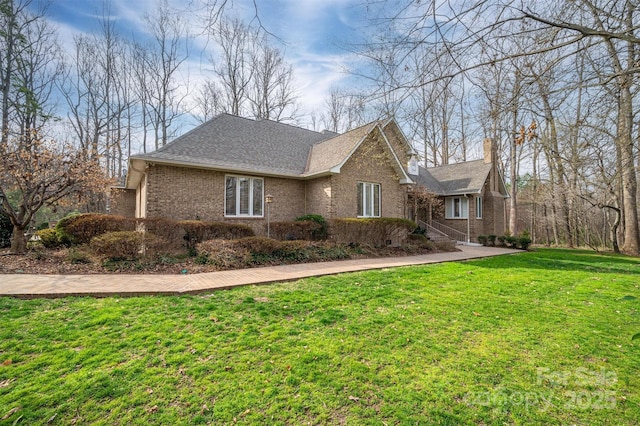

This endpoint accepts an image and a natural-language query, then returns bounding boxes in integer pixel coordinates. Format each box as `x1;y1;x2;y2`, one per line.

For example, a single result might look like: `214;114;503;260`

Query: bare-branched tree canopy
2;0;640;256
352;0;640;254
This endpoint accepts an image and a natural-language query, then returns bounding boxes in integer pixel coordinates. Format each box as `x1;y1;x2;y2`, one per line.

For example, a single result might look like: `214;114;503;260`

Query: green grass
1;248;638;424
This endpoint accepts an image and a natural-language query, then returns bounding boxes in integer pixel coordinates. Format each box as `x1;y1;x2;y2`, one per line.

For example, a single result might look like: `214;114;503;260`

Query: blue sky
43;0;372;119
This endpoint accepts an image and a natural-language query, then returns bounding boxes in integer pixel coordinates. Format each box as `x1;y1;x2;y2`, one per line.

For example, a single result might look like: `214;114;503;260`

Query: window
475;196;483;219
357;182;381;217
445;196;468;219
225;175;263;217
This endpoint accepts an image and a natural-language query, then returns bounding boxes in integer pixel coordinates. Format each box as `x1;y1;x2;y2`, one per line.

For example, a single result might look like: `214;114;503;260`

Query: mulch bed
0;245;454;275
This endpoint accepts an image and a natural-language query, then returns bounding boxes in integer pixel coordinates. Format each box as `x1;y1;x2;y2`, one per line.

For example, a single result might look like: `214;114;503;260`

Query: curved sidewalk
0;246;518;298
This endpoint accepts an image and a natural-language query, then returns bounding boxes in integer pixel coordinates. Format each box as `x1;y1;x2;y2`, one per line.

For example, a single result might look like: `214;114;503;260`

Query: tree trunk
10;224;27;254
618;89;639;255
610;208;621;254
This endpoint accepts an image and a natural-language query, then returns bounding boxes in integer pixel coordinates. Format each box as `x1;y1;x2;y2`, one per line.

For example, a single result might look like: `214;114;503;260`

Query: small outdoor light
265;194;274;238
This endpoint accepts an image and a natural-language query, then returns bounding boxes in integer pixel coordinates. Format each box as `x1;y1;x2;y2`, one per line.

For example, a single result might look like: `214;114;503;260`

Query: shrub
487;235;497;246
329;218;417;247
504;235;518;248
412;227;427;235
518;231;532;250
90;231;166;261
497;236;506;247
270;220;321;241
477;235;488;245
58;213;137;245
36;222;49;231
295;214;328;240
195;238;351;269
65;213;136;244
141;218;186;252
0;212;13;248
54;212;82;246
195;239;252;269
406;233;435;250
66;248;93;264
179;221;254;251
35;228;61;249
234;236;282;256
518;236;532;250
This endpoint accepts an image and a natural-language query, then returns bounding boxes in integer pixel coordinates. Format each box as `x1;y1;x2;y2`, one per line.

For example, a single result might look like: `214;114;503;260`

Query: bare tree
248;35;298;122
194;79;226;123
0;0;49;146
211;18;253;117
143;0;191;147
358;0;640;254
320;86;367;133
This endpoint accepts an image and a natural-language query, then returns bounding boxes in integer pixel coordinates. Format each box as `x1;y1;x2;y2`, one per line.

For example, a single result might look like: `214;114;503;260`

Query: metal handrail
426;220;468;242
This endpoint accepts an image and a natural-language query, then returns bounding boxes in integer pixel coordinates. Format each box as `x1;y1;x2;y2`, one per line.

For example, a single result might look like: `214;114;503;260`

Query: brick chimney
483;138;496;164
483;138;499;192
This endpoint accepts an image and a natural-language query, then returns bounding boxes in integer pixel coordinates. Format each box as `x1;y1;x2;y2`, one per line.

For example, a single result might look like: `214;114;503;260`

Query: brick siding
109;188;136;217
331;130;407;219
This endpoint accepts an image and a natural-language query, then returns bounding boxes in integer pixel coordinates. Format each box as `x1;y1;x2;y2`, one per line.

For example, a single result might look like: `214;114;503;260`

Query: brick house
112;114;507;242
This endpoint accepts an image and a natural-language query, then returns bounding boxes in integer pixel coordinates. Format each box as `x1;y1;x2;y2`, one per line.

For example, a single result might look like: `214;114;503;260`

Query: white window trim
224;175;264;218
357;181;381;218
445;196;469;219
475;196;483;219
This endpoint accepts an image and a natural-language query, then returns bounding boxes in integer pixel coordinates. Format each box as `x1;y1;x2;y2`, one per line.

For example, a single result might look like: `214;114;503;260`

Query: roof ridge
248;114;329;137
427;158;485;170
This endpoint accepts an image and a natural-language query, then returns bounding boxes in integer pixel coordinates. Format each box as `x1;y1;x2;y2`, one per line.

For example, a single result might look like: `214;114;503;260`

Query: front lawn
1;249;638;424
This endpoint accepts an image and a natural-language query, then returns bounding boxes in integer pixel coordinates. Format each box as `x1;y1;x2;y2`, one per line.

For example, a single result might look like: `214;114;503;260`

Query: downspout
129;162;147;219
466;194;471;243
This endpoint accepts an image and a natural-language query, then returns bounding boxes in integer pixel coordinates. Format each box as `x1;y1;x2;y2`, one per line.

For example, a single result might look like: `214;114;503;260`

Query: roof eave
441;189;482;196
128;156;306;180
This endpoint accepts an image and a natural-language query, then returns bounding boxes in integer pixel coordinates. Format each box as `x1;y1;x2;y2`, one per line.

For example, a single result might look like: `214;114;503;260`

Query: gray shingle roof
131;114;334;176
128;114;494;195
304;122;377;175
413;167;445;194
423;160;491;195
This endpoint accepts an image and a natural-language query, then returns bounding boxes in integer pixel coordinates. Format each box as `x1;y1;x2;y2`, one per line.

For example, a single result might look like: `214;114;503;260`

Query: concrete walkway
0;246;519;298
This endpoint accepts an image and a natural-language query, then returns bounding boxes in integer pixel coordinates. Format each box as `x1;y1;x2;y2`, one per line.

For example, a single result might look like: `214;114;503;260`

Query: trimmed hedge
270;220;321;241
142;218;186;252
295;214;328;240
329;218;417;247
54;213;82;246
179;220;255;251
58;213;136;245
196;237;350;269
90;231;166;261
53;215;255;254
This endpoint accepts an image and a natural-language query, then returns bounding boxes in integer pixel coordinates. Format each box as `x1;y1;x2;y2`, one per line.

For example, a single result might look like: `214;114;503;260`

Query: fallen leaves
1;359;12;366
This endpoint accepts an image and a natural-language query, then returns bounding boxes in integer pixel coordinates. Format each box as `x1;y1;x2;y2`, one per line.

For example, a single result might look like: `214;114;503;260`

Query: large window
475;196;483;219
357;182;381;217
445;196;468;219
225;175;263;217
